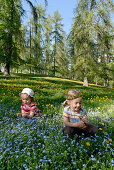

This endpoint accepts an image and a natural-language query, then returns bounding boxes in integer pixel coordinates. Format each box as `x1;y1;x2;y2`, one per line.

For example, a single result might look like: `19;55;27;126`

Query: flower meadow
0;73;114;170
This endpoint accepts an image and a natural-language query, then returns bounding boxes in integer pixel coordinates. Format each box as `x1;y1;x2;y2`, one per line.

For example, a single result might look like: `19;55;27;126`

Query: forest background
0;0;114;87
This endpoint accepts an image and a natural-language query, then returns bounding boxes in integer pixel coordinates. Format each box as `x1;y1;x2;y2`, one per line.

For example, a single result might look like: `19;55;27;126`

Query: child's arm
29;111;35;118
17;113;22;117
63;116;85;128
17;109;25;117
22;111;35;118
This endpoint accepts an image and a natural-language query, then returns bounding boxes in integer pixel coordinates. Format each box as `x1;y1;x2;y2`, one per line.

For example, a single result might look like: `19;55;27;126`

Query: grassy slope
0;73;113;129
0;73;113;111
0;73;114;169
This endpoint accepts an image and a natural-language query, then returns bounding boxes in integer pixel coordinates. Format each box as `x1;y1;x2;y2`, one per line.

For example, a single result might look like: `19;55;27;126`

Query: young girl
17;88;41;118
62;90;97;137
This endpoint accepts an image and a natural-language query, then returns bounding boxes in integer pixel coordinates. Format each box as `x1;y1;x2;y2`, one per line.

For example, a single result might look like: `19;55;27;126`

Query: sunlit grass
0;73;114;169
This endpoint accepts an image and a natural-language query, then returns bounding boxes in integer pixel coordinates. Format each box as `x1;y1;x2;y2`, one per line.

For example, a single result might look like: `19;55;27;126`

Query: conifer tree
44;14;53;75
0;0;47;75
52;10;64;76
70;0;113;85
0;0;22;76
55;38;69;78
32;4;46;74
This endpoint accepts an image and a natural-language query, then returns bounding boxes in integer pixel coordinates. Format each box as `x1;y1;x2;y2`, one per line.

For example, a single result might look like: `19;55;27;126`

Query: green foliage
52;10;65;76
0;0;22;74
69;0;114;85
0;0;113;85
44;14;53;75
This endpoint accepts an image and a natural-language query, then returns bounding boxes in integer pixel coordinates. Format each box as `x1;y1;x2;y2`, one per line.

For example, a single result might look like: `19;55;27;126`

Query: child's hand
17;113;22;117
82;115;89;125
77;121;86;128
29;111;35;118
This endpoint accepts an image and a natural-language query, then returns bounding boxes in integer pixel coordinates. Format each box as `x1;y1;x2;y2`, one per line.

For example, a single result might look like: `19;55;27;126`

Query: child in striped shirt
62;90;97;137
17;88;41;118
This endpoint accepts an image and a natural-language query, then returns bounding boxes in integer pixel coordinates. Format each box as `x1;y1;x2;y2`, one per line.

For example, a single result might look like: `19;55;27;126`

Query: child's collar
22;102;35;107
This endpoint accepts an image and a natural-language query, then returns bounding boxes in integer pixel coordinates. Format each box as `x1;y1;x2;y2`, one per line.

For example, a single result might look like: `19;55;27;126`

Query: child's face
68;97;82;113
21;94;32;105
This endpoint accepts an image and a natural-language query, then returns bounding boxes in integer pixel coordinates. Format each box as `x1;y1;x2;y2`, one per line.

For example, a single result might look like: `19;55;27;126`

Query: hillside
0;73;114;169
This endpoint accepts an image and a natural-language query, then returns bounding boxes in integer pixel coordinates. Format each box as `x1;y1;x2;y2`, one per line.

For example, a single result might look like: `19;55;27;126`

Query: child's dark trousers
63;125;97;138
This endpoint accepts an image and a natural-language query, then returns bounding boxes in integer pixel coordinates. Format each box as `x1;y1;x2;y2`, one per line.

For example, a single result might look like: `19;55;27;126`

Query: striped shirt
63;106;86;123
21;102;41;117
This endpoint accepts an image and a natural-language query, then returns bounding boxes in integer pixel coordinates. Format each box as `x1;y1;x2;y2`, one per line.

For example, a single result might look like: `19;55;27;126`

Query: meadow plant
0;74;113;169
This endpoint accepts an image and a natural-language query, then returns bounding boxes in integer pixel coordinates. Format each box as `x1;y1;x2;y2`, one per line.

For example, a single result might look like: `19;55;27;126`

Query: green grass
0;73;114;169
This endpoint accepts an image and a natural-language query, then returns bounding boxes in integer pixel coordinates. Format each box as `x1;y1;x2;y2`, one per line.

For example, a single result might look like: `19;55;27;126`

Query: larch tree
94;0;114;86
52;10;64;76
70;0;113;85
0;0;48;76
33;4;46;74
0;0;22;76
44;14;53;75
55;34;69;78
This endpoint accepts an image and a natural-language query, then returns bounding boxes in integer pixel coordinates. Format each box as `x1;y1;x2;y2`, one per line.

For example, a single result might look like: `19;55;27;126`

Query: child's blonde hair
62;90;82;107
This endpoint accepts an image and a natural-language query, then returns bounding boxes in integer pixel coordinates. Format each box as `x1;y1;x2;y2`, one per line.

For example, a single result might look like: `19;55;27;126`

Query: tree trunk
34;70;36;74
106;78;109;87
29;23;32;74
53;56;55;76
95;76;98;85
16;69;18;73
29;68;32;74
4;63;10;77
83;77;88;86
